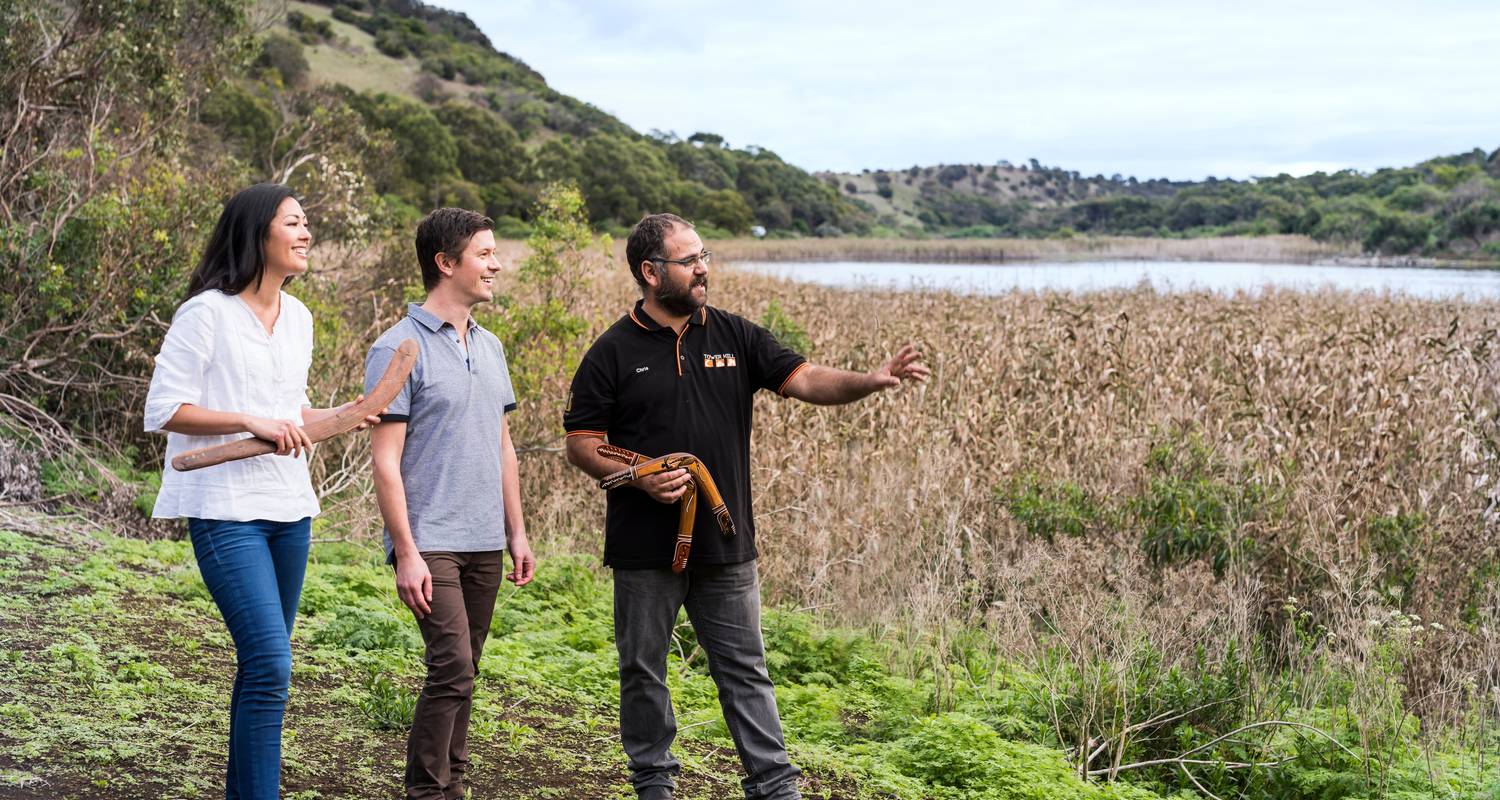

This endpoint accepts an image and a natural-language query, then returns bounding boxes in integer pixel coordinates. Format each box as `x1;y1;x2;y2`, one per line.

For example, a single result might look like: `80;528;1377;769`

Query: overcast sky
443;1;1498;181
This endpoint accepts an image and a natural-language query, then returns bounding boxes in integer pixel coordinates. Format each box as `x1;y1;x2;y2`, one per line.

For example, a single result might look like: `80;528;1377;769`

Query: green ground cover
3;507;1496;799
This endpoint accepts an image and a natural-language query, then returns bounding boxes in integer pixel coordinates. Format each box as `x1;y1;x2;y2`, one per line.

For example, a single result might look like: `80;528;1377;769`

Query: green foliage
357;674;417;730
199;80;278;158
890;713;1165;799
285;9;335;44
3;513;1498;799
1;0;251;447
853;149;1500;256
693;188;756;234
256;32;309;86
480;185;602;439
575;134;677;226
997;472;1106;541
762;608;884;687
436;100;533;218
310;606;422;653
1133;433;1266;574
271;0;863;234
349;91;460;196
1366;514;1426;602
759;299;812;356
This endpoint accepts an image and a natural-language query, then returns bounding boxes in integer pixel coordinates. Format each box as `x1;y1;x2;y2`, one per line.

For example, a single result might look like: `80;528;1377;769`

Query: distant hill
824;150;1500;258
822;161;1189;235
217;0;861;236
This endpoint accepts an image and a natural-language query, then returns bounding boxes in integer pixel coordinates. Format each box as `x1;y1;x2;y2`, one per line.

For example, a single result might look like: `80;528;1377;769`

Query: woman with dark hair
144;183;376;799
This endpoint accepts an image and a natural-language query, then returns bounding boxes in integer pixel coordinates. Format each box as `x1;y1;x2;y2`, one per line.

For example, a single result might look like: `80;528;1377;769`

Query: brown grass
302;242;1500;742
711;234;1355;264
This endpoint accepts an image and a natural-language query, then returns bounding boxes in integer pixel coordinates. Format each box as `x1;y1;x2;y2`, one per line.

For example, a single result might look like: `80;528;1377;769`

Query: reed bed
711;234;1354;264
306;241;1500;748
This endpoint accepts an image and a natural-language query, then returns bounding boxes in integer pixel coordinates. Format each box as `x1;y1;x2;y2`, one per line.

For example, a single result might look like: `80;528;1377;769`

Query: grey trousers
613;559;802;800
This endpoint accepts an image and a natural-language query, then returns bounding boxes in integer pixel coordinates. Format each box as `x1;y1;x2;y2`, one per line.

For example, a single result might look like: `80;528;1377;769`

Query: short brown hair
625;213;694;288
415;207;493;291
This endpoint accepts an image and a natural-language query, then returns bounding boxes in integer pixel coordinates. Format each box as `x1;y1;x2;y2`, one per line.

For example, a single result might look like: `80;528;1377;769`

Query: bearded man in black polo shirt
564;213;927;800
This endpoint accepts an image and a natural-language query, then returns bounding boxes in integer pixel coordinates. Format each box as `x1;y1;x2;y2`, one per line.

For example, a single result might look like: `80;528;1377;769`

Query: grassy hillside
825;152;1500;261
211;0;858;236
826;162;1185;234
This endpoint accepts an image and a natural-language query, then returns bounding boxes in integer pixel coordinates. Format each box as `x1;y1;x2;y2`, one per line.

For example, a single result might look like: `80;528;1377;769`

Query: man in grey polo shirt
366;207;536;800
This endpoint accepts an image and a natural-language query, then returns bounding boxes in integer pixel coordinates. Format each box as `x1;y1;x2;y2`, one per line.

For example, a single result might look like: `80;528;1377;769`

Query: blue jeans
188;517;311;800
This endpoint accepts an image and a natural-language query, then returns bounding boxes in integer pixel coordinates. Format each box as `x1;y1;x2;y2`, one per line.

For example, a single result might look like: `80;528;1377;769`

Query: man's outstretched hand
871;344;930;389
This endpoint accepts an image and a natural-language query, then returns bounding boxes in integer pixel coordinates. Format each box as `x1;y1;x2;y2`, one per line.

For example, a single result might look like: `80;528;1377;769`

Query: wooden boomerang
597;444;736;573
170;338;419;472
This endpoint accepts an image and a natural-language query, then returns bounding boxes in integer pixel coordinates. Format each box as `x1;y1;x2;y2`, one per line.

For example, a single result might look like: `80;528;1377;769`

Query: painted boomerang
596;444;736;572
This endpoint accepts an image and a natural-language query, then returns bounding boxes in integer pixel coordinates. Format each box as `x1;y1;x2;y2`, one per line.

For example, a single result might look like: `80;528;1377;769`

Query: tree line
848;154;1500;259
228;0;859;237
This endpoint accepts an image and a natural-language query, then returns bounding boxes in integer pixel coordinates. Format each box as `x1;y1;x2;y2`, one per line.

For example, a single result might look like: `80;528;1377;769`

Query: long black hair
186;183;297;298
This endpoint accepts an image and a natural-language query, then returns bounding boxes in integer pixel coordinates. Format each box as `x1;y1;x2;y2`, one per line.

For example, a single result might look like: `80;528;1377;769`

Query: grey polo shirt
364;303;517;562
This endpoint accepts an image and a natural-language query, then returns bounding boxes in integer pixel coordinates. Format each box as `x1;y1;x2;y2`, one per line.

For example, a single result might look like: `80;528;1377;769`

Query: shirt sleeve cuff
776;361;812;397
143;400;187;434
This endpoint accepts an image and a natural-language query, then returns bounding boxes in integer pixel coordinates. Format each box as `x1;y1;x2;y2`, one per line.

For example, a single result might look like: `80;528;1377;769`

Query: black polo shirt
564;301;808;569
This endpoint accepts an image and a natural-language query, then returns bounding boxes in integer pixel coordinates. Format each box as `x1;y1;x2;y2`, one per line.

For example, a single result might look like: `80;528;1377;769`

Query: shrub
257;33;309;86
759;299;812;355
997;472;1106;541
310;606;422;653
1133;434;1265;574
285;10;334;43
1366;514;1425;602
889;712;1163;799
373;28;407;57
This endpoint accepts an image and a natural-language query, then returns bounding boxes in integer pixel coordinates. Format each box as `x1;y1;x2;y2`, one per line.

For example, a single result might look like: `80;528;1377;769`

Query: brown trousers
403;550;505;800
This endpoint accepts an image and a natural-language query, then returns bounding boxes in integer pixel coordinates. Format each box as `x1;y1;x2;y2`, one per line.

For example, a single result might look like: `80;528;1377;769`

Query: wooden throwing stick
597;444;736;572
170;338;419;472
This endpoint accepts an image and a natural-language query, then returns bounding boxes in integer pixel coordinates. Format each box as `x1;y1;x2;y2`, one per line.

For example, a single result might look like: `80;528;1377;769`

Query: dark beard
654;275;707;317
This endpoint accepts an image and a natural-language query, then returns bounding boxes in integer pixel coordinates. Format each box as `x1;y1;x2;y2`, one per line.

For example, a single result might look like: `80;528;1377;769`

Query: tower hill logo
702;353;738;368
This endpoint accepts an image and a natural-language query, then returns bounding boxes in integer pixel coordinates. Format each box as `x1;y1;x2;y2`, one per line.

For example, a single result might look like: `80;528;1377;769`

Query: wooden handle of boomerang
598;444;645;466
598;452;688;490
673;483;697;572
171;338;419;472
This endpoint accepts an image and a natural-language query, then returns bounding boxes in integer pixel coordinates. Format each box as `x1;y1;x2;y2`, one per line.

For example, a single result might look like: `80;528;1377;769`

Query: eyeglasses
652;250;712;269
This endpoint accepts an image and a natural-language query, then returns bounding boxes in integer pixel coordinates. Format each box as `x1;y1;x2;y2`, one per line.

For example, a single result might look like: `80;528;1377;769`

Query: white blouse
144;289;321;521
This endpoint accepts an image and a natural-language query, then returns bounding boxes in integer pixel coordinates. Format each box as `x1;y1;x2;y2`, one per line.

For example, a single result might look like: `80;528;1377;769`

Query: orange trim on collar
627;307;650;330
674;324;690;376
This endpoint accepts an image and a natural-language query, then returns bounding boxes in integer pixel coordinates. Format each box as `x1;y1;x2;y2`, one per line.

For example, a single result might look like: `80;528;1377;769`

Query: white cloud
444;0;1500;180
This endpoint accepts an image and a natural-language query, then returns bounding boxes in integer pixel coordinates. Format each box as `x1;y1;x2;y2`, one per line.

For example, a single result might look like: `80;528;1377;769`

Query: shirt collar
629;300;706;332
408;302;479;333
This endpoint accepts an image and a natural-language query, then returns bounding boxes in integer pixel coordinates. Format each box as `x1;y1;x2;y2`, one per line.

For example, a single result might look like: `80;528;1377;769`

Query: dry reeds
711;234;1353;265
303;243;1500;750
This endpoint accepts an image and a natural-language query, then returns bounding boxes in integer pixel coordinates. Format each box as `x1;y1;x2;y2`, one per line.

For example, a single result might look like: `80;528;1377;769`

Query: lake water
734;260;1500;301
